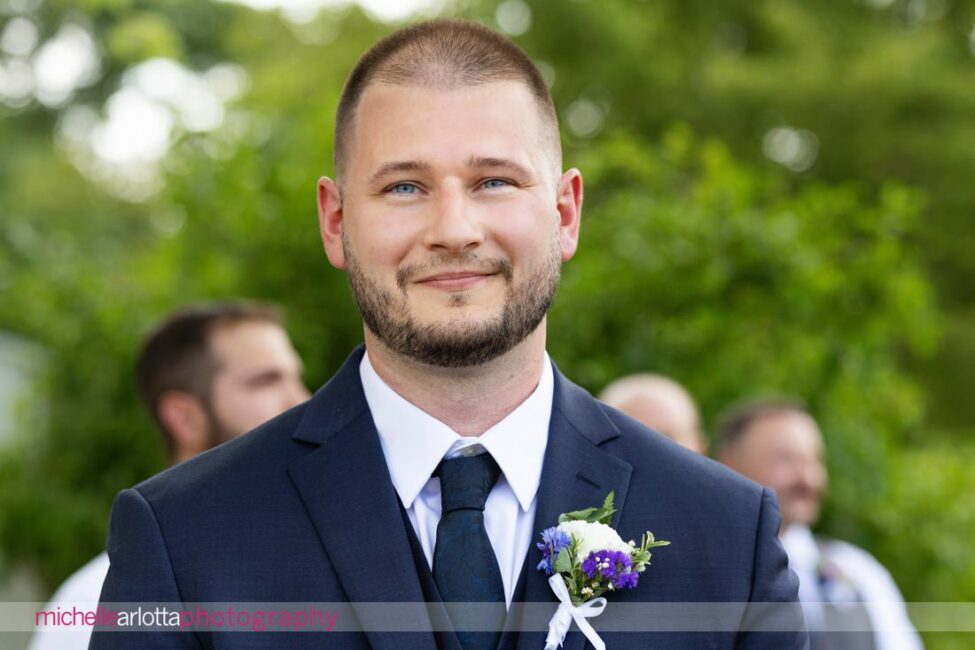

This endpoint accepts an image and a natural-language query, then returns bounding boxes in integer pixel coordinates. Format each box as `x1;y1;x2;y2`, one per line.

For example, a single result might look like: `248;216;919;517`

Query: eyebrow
242;369;284;385
369;160;432;185
368;156;534;185
467;156;533;179
242;362;303;385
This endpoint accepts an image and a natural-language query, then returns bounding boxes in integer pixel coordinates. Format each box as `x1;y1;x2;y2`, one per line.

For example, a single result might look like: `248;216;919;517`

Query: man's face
205;321;310;442
319;81;582;367
727;412;828;530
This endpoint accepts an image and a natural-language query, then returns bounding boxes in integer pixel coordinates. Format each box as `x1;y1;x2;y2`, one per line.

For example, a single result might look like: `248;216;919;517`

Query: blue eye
482;179;509;189
390;183;418;195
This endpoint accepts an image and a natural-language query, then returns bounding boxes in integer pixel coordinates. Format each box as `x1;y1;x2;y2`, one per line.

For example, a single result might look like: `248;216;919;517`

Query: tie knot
436;453;501;514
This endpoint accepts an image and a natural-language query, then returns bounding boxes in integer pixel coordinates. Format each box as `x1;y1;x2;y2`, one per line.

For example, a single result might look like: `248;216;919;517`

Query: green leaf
593;491;617;525
559;491;617;524
553;547;573;574
559;506;597;523
565;575;577;596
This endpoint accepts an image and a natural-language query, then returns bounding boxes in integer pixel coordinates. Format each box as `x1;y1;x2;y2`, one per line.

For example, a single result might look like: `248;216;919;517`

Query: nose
800;458;827;493
422;181;485;252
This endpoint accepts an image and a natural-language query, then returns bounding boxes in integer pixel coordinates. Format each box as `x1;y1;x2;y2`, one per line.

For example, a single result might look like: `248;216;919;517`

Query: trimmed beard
344;234;561;368
202;401;240;448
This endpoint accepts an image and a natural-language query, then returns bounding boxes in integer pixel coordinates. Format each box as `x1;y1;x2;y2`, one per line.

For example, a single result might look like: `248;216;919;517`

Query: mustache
396;253;513;291
781;484;821;500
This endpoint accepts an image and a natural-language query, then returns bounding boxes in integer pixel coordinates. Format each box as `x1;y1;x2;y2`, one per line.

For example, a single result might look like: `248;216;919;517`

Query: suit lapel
287;348;438;650
510;366;634;650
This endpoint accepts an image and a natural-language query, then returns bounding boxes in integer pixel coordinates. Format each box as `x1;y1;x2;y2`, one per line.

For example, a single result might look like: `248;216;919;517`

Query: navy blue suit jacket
92;347;806;649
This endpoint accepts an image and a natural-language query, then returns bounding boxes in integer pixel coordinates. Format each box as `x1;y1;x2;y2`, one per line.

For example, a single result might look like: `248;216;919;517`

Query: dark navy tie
433;452;506;650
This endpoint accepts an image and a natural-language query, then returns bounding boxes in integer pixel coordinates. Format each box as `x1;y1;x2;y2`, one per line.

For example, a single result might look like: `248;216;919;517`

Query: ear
156;390;209;461
555;168;583;262
317;176;347;269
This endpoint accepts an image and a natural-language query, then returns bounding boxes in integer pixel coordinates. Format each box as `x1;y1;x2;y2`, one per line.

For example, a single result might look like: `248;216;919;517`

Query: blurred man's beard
344;235;561;368
202;406;240;448
781;485;822;527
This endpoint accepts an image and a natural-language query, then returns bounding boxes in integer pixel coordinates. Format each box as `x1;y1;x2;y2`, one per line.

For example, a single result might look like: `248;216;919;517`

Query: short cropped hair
135;302;282;448
334;18;560;182
713;397;810;457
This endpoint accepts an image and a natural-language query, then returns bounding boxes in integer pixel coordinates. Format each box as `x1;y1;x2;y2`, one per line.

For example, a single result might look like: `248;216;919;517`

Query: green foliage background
2;0;974;647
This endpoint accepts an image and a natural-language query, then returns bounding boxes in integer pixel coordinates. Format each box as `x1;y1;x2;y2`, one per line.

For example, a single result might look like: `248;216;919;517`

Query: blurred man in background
599;373;707;453
716;399;922;650
30;301;310;650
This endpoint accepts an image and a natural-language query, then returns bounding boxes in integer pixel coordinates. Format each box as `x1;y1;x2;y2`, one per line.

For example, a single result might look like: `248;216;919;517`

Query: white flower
557;520;631;560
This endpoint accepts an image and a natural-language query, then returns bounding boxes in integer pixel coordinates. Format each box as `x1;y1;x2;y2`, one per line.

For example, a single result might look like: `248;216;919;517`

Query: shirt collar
360;350;552;513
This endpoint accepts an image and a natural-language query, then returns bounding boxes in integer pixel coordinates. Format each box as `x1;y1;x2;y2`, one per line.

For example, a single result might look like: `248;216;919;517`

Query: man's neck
364;326;548;437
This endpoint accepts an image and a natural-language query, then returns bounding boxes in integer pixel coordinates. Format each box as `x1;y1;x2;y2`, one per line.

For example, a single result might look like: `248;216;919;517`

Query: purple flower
536;527;572;575
582;550;638;589
612;570;639;590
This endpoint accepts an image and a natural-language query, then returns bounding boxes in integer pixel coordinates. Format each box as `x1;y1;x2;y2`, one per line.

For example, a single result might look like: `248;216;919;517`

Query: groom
93;18;806;649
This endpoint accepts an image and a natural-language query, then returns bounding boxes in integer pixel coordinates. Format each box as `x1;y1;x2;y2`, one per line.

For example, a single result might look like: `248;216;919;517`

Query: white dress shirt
359;351;552;606
29;551;110;650
781;525;923;650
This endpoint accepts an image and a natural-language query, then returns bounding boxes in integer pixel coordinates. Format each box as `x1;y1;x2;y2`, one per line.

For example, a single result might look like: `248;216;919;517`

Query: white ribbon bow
543;574;608;650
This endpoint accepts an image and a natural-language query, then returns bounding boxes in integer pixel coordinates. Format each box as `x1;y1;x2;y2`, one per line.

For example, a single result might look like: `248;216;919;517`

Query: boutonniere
536;492;669;650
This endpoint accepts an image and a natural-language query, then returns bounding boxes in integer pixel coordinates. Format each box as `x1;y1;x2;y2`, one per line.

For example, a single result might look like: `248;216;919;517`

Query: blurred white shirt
781;524;923;650
29;551;109;650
